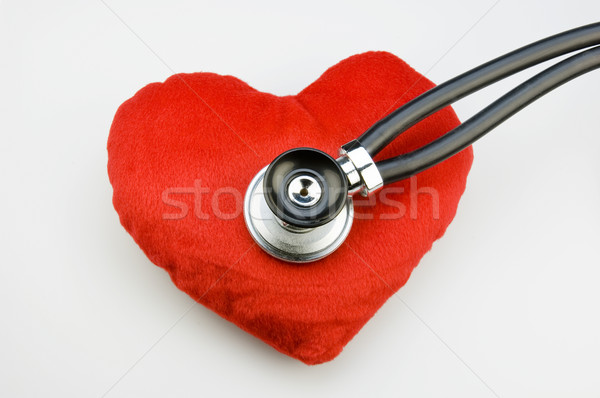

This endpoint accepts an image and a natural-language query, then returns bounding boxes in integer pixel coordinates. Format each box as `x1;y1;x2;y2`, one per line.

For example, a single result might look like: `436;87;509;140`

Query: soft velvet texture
107;51;473;365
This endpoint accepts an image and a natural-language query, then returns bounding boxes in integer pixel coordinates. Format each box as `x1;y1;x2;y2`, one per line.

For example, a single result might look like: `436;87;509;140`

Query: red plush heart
107;51;473;364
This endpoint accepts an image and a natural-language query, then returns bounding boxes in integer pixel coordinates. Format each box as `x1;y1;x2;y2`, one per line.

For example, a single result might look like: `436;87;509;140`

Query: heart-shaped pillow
107;51;473;365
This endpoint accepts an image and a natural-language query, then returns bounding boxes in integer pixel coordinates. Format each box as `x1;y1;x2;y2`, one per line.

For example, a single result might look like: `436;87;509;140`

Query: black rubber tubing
358;22;600;157
376;45;600;184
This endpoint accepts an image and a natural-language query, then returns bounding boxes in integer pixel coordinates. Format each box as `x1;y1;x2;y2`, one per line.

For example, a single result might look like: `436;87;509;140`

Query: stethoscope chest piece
244;148;354;263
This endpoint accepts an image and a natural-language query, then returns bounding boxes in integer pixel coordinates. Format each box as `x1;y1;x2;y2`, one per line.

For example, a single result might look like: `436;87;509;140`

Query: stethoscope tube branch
376;45;600;185
358;22;600;157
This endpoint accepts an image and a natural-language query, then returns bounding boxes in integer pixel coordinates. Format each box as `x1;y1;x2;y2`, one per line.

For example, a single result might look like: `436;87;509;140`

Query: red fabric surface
107;51;473;364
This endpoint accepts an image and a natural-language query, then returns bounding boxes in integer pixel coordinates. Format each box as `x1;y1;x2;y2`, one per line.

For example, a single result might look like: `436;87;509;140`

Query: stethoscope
244;22;600;263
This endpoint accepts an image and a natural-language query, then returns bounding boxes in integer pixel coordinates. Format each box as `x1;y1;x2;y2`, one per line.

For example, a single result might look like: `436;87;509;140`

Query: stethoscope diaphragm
244;165;354;263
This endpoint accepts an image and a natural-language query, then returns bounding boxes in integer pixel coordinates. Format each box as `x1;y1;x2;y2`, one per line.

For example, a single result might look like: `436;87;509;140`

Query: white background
1;0;600;397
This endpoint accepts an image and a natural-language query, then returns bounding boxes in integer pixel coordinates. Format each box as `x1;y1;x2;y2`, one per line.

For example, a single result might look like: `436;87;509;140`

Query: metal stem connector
337;140;383;196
